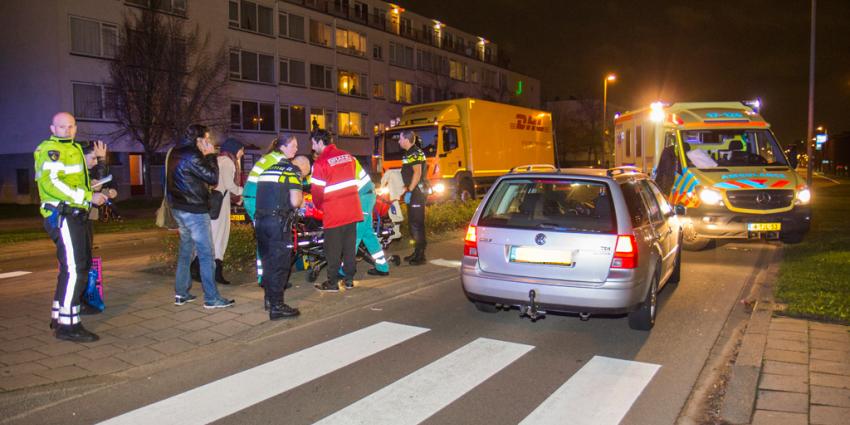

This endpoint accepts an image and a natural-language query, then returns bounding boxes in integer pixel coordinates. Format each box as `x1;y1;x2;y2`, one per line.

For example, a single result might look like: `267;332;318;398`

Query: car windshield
478;178;616;234
680;129;789;168
383;126;438;161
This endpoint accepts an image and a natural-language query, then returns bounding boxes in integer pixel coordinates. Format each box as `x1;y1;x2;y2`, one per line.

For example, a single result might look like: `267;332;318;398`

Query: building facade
0;0;540;203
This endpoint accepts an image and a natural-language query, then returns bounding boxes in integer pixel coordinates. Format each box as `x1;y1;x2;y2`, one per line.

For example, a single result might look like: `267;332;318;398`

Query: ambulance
378;98;554;201
613;101;811;250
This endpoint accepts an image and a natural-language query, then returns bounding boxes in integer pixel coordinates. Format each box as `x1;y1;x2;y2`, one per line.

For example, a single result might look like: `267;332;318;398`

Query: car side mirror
674;205;686;216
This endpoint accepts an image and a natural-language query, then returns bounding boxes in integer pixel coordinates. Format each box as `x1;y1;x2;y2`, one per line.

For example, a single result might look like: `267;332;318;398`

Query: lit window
393;80;413;104
335;28;366;56
338;70;367;97
310;108;334;132
338;111;365;137
309;19;333;47
372;83;385;99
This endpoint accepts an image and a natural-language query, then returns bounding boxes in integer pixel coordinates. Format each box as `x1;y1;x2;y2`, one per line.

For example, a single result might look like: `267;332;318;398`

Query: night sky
399;0;850;143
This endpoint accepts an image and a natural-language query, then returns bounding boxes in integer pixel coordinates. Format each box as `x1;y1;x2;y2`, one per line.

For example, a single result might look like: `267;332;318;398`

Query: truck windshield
383;127;439;161
680;129;788;168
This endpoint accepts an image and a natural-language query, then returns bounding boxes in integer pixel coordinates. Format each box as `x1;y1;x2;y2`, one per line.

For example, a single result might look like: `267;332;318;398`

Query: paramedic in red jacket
309;130;364;292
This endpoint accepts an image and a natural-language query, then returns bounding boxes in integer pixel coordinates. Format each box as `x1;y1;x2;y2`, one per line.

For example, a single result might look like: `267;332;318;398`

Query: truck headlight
796;187;811;204
433;183;446;194
699;187;724;206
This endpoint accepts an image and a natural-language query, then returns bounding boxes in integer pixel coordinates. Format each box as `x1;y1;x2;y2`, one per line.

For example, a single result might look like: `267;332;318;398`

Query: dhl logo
510;114;547;132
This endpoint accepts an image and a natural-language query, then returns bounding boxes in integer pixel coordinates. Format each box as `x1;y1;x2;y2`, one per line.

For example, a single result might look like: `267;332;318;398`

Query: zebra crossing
98;321;660;425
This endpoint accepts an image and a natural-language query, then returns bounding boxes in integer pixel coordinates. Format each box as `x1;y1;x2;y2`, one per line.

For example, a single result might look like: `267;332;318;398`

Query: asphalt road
7;234;781;425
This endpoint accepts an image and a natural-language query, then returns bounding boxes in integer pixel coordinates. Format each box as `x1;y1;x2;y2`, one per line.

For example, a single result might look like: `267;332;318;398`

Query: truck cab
614;101;811;249
378;98;554;202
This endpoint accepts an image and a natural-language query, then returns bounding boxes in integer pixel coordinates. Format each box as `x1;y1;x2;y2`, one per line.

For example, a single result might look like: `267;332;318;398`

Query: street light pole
602;74;616;168
806;0;816;186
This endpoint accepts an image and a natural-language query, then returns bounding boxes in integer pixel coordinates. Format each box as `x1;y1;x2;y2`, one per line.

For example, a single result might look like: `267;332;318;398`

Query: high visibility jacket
354;157;374;194
34;136;92;217
243;151;284;218
254;158;301;214
310;144;362;229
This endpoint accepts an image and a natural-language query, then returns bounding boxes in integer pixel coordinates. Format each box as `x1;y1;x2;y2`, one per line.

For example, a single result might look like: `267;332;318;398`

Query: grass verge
0;218;157;244
775;179;850;323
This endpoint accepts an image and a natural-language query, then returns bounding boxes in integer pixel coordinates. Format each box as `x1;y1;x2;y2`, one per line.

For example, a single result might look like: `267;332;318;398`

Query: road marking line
429;258;462;268
0;271;31;279
315;337;534;425
519;355;660;425
97;321;429;425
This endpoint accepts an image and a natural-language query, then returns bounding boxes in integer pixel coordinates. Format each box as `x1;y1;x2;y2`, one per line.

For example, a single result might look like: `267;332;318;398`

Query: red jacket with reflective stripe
311;144;363;228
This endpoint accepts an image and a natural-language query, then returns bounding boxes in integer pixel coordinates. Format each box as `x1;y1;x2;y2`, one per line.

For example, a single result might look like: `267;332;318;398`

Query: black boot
403;252;417;262
215;259;231;285
269;301;300;320
190;257;201;282
408;248;426;266
55;323;99;343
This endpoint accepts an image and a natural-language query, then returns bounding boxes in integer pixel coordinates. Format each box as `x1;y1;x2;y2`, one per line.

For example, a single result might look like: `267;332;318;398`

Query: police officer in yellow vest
35;112;108;342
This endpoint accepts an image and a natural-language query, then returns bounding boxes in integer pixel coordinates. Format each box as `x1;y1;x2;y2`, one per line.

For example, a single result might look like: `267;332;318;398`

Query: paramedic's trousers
357;190;389;273
324;222;357;283
44;209;91;328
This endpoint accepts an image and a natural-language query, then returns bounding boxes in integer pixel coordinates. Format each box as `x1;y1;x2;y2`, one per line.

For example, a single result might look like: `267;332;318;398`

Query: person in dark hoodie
167;124;234;309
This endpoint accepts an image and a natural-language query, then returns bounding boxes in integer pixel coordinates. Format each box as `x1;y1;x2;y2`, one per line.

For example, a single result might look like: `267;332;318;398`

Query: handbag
83;257;105;312
156;148;179;229
209;189;227;220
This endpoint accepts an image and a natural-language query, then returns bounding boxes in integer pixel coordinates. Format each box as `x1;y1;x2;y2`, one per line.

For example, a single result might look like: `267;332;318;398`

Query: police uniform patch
48;150;60;161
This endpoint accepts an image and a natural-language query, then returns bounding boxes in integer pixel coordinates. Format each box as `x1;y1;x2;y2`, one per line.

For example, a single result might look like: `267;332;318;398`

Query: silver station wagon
461;166;684;330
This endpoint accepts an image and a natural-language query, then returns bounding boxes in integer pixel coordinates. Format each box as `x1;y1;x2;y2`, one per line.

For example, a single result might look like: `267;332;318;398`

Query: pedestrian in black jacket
166;124;234;309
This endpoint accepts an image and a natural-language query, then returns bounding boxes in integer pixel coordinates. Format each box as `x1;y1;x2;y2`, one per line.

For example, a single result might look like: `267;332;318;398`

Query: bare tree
550;98;602;166
107;3;229;198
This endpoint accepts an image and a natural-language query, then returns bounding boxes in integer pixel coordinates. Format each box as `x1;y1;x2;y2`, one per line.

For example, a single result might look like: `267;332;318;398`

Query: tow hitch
520;289;546;321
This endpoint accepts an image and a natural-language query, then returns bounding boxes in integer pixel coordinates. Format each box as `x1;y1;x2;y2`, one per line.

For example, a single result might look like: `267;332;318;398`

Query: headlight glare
699;188;724;205
796;188;811;204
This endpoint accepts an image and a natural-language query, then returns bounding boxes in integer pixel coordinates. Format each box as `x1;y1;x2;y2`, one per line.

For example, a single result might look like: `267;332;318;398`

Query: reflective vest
34;136;92;217
243;151;284;218
310;144;363;229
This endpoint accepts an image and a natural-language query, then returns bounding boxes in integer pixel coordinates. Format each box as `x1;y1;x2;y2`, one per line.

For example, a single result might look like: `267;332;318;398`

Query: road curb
719;246;783;424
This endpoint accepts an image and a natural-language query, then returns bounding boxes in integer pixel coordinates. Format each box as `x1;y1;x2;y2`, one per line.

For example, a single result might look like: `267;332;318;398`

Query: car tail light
464;225;478;257
611;234;637;269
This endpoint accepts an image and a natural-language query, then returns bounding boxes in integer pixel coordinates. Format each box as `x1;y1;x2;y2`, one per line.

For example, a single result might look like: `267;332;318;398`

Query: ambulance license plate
510;246;573;266
230;214;246;222
747;223;781;232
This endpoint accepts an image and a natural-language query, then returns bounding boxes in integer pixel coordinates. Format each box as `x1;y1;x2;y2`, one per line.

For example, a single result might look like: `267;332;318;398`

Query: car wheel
668;237;682;285
473;301;499;313
682;222;712;251
629;271;658;331
458;179;475;202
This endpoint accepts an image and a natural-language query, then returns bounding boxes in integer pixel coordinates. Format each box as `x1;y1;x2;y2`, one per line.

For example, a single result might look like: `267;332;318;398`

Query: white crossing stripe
429;258;462;268
98;321;429;425
519;355;660;425
315;337;534;425
0;271;31;279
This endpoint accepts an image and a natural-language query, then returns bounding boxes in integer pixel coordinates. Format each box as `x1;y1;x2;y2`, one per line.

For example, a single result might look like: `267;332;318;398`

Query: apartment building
0;0;540;203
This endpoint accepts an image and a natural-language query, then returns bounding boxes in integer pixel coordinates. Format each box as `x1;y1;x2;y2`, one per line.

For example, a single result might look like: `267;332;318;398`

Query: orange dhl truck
614;101;811;250
378;98;554;201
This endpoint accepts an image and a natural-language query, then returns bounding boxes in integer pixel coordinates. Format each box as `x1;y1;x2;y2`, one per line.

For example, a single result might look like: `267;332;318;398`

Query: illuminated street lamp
602;73;617;166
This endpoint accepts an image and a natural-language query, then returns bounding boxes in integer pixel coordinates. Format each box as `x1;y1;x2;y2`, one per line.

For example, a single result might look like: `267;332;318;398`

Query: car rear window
478;178;616;233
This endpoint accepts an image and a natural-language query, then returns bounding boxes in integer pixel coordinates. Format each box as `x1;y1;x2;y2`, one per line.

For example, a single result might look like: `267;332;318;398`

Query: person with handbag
166;124;234;309
202;138;244;285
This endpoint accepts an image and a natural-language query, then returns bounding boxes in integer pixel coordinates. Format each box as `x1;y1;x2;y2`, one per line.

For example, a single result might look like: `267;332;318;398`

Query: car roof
500;168;648;182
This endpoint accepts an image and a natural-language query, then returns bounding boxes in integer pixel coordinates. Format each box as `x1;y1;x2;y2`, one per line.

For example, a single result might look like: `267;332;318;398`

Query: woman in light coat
209;138;245;284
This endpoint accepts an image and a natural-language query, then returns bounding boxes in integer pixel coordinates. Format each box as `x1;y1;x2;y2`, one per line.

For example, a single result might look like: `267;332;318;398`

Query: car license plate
230;214;246;222
747;222;781;231
510;246;573;266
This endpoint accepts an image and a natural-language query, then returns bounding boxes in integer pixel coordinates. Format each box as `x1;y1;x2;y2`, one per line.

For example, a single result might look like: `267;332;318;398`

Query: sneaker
367;268;389;276
314;280;339;293
343;280;354;290
175;294;197;306
54;323;99;343
204;298;235;309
